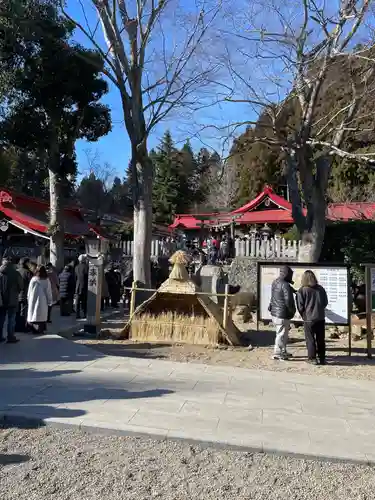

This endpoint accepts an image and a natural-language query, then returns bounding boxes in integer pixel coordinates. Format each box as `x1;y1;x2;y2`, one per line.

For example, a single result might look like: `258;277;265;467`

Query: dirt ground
74;315;375;381
3;427;375;500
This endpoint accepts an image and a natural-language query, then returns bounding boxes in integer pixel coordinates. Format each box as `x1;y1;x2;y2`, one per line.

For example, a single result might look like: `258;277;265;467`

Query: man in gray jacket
269;265;296;360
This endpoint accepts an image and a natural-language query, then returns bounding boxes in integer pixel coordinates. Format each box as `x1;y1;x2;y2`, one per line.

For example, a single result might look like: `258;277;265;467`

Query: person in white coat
27;265;53;333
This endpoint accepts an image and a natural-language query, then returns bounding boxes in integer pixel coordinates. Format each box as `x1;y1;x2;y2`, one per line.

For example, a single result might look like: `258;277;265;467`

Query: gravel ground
1;427;375;500
75;317;375;381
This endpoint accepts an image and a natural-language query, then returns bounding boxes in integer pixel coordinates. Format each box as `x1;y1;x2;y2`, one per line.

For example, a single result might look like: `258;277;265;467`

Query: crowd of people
0;254;123;343
269;265;328;365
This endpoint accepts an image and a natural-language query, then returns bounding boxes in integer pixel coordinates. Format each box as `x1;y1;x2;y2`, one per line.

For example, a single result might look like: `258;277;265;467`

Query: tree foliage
0;0;111;195
230;50;375;206
151;131;224;223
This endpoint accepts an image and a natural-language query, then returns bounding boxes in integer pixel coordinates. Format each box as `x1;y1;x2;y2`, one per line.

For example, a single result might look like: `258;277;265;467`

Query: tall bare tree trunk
132;145;153;287
286;151;327;263
48;124;64;271
48;168;64;270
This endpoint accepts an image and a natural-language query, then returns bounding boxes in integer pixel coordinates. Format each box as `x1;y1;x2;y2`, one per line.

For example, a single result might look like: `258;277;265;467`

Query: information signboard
258;262;350;325
371;268;375;311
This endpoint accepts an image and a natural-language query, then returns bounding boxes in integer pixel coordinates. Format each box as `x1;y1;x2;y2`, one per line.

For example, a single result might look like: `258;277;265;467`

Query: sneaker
306;358;319;365
319;359;327;365
283;352;293;359
6;337;20;344
272;353;287;361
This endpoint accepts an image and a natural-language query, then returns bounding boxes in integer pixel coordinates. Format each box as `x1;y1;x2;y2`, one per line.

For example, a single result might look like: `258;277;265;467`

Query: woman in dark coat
105;264;121;308
296;270;328;365
59;266;75;316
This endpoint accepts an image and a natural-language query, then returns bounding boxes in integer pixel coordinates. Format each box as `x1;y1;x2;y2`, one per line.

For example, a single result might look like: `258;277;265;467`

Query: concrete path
1;334;375;464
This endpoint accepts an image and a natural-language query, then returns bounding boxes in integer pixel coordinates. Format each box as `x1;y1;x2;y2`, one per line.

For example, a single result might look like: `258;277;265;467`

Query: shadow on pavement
0;369;82;379
325;356;375;366
0;453;30;465
0;334;105;365
85;342;169;360
0;407;86;429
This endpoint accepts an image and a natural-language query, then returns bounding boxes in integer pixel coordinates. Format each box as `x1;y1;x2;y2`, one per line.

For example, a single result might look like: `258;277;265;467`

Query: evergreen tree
179;140;197;206
152;131;181;224
0;1;111;267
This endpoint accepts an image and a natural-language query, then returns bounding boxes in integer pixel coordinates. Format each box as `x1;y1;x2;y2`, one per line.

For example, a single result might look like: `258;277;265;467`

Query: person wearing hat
268;265;296;360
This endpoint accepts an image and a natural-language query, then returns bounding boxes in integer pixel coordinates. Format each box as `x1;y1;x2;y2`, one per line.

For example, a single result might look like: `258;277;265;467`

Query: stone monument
84;255;104;334
83;236;104;335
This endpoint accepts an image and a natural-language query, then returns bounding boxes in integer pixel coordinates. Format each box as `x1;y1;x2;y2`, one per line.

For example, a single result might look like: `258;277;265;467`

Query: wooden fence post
130;281;136;317
223;284;230;329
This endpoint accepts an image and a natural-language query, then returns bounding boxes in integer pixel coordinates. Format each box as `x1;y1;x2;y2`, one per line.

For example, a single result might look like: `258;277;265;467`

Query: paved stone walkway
1;333;375;463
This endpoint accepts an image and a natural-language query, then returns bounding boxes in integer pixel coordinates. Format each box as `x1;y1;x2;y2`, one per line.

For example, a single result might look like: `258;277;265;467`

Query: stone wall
228;258;258;295
227;256;299;301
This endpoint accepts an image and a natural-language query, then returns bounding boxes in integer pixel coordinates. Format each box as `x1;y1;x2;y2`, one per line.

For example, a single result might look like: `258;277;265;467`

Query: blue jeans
0;307;17;341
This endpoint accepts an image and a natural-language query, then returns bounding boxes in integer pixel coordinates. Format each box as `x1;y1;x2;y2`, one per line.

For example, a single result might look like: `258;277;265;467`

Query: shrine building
169;186;375;236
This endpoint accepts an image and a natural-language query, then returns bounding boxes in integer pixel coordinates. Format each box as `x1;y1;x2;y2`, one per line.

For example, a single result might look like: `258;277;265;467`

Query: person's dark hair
301;270;318;287
28;262;37;273
35;265;48;279
19;257;30;268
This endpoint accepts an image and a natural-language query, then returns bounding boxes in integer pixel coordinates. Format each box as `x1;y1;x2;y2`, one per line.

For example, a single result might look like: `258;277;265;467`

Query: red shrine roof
327;202;375;221
0;189;107;239
169;186;375;230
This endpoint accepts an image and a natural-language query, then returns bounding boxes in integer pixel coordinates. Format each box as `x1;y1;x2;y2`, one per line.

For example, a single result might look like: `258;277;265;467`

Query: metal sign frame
361;264;374;359
257;261;352;355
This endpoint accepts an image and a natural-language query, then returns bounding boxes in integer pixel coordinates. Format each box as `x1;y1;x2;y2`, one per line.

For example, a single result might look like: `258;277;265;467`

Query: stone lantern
260;223;272;239
249;225;258;239
85;235;100;257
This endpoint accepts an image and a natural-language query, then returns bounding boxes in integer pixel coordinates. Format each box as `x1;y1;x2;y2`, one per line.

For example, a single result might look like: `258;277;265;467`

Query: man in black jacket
16;257;32;332
75;255;88;319
269;265;296;360
59;265;75;316
0;257;23;343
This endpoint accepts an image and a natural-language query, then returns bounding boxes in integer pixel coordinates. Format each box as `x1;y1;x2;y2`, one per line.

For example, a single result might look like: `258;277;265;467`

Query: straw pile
122;248;242;346
130;311;220;345
168;250;191;280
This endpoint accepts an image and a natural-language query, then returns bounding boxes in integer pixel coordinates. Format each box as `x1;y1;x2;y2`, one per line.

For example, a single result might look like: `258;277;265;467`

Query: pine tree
152;131;181;224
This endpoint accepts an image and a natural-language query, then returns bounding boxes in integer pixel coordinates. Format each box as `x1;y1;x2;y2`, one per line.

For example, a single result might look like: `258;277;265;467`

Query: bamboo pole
123;286;234;298
129;281;136;317
223;284;230;329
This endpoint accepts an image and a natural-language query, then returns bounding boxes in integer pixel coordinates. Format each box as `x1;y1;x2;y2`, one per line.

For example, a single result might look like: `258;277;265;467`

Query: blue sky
68;0;368;180
67;0;254;180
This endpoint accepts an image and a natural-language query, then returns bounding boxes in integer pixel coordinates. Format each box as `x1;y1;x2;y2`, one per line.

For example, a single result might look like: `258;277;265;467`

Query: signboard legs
365;266;373;359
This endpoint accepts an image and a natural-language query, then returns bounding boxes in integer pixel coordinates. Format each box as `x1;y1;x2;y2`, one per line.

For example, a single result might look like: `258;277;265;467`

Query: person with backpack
0;257;23;343
296;270;329;365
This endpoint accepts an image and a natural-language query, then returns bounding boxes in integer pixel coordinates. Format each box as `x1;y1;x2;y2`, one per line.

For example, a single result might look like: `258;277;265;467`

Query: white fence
117;236;301;260
119;239;166;258
234;237;301;260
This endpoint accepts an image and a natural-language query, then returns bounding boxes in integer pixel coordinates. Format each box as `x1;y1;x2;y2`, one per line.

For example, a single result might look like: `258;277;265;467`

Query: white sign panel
371;268;375;293
259;264;349;325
